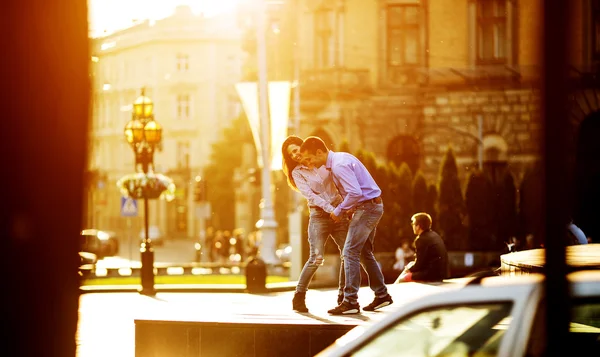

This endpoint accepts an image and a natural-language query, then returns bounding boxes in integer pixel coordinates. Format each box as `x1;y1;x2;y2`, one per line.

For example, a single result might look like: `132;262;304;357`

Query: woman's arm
292;169;336;213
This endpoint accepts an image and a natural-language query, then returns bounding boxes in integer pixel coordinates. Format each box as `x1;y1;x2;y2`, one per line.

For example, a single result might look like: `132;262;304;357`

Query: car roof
81;228;99;235
319;281;539;357
319;270;600;357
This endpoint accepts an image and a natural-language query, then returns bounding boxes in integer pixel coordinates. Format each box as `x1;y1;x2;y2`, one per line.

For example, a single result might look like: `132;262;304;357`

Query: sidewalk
80;280;303;294
76;282;450;357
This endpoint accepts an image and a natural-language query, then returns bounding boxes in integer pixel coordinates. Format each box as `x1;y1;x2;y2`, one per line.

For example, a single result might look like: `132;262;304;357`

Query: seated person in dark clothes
395;212;449;283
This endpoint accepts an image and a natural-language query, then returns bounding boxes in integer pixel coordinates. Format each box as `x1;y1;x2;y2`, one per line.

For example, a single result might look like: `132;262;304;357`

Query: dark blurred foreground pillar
542;1;571;356
2;1;89;356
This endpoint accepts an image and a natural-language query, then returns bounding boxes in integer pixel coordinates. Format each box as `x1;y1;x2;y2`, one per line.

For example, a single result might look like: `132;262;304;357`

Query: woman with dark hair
281;135;348;313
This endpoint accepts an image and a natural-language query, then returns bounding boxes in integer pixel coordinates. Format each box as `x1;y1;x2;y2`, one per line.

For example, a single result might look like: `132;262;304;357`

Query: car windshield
350;302;513;357
527;298;600;356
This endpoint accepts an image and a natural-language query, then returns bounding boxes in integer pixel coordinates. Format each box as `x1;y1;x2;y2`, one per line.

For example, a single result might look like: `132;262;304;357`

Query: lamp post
124;88;162;296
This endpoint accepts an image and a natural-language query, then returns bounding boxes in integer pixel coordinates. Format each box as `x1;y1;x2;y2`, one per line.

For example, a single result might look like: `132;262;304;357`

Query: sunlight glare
89;0;243;37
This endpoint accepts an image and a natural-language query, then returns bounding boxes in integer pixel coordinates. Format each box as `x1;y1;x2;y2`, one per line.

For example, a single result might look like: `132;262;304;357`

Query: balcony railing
301;68;372;95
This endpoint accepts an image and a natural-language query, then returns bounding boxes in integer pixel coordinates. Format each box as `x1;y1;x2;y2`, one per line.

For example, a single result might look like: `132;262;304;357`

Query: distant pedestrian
393;240;415;271
567;221;588;245
395;212;448;283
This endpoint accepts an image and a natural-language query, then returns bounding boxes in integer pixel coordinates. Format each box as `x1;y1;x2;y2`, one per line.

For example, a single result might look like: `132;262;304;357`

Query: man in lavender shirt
300;136;393;315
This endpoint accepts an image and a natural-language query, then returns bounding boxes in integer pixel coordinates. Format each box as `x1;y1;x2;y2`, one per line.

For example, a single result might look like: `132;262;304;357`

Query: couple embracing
281;135;393;315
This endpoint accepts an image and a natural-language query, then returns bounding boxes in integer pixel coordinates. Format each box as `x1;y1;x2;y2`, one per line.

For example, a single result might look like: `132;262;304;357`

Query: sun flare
89;0;243;36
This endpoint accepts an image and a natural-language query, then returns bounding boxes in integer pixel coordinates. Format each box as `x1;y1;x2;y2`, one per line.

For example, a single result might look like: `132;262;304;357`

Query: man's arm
292;169;336;213
331;163;363;217
407;237;428;273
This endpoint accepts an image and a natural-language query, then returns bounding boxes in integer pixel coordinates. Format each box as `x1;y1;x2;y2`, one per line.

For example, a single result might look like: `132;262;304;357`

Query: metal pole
140;194;156;295
256;0;278;264
127;217;132;262
543;1;570;356
288;0;304;278
477;114;483;169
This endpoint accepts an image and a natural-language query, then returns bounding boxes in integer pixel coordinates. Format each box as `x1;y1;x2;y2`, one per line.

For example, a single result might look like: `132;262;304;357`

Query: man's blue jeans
296;207;348;296
342;200;388;304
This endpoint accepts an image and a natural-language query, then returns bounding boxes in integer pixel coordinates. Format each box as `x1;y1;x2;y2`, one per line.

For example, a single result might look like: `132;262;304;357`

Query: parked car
317;271;600;357
78;251;97;266
139;225;164;246
78;251;97;278
80;228;119;258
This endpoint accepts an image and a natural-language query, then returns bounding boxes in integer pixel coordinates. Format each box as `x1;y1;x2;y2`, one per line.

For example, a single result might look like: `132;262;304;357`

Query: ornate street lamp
123;88;163;296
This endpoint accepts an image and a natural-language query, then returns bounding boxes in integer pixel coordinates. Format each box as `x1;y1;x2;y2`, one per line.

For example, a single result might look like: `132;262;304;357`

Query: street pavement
95;238;199;270
116;238;197;264
76;282;455;357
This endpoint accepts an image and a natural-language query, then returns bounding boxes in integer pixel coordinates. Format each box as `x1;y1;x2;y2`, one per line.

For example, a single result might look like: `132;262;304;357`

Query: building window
176;94;190;120
386;5;421;84
476;0;507;64
176;142;190;169
314;9;335;68
176;53;189;72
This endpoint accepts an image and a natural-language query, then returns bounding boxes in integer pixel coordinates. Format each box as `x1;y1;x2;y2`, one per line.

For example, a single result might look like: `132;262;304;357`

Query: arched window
386;135;421;173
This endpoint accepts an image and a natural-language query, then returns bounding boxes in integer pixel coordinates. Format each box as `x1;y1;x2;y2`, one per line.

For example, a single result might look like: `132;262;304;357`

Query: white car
317;271;600;357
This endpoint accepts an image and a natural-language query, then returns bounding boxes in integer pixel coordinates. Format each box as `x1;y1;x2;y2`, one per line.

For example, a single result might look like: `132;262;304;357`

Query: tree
426;184;438;227
376;163;397;251
494;170;517;251
518;162;543;247
204;115;254;230
362;151;378;177
412;171;428;214
338;139;351;153
465;169;494;251
396;162;414;244
437;147;466;250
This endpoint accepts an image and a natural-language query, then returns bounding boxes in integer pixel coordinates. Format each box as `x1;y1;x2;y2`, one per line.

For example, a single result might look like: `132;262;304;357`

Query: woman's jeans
296;207;348;296
342;200;388;304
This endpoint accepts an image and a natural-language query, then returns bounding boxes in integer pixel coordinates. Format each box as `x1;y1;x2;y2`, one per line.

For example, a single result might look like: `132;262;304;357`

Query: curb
79;280;338;294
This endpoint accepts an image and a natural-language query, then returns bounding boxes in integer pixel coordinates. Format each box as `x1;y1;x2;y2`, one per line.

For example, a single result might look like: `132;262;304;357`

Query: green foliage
396;162;414;244
437;147;465;250
438;147;464;208
362;151;378;176
204;116;254;230
338;139;351;153
376;164;397;251
375;164;391;199
355;148;367;166
465;169;494;251
494;170;517;250
426;184;438;227
518;162;543;245
412;171;428;215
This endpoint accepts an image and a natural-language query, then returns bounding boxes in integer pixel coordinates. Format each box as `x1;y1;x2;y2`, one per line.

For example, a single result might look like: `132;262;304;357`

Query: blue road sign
120;196;138;217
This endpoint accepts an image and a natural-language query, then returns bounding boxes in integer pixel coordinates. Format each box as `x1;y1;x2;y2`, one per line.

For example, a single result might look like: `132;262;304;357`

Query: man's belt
364;196;382;205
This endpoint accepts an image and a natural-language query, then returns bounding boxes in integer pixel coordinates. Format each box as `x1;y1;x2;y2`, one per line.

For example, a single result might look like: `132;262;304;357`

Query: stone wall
420;88;542;184
300;87;542;189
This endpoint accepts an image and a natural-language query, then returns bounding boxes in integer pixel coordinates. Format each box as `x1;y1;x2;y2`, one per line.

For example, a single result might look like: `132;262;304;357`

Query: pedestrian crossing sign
120;196;138;217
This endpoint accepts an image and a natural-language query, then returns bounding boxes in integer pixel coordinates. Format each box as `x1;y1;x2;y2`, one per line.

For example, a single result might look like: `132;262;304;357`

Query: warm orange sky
88;0;242;36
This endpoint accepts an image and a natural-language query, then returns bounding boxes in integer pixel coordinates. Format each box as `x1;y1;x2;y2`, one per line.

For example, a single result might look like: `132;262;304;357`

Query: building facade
287;0;600;240
87;6;244;240
293;0;549;184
